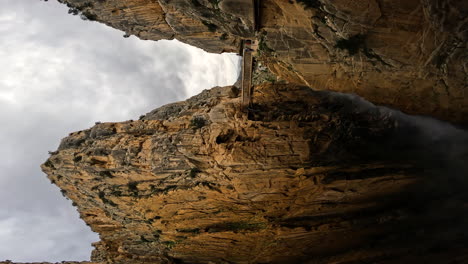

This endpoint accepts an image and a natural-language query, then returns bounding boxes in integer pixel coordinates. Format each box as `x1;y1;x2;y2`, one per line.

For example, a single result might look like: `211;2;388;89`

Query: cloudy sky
0;0;239;261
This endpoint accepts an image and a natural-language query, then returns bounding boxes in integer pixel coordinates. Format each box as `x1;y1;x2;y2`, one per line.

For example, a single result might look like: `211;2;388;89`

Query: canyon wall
41;84;468;263
57;0;256;53
260;0;468;125
7;1;467;263
58;0;467;124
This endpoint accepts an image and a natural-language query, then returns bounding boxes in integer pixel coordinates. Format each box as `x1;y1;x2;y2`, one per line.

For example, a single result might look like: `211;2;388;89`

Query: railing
241;48;253;111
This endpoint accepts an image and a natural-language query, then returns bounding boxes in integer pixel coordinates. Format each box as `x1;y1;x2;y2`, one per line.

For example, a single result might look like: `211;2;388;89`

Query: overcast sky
0;0;239;261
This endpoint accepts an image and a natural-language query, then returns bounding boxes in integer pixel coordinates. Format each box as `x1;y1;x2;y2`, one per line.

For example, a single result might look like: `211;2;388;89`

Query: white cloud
0;210;97;262
0;0;239;261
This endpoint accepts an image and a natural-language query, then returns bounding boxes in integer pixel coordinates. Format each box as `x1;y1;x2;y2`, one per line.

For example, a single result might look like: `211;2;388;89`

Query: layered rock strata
57;0;256;53
3;1;467;264
260;0;468;125
56;0;467;124
41;84;468;263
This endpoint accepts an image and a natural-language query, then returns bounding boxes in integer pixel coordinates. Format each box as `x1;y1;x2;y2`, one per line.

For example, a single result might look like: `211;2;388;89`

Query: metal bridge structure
240;0;259;112
241;48;253;110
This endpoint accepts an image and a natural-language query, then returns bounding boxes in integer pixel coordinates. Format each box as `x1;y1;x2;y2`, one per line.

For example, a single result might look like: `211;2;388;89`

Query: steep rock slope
260;0;468;125
57;0;256;53
57;0;467;124
41;84;468;263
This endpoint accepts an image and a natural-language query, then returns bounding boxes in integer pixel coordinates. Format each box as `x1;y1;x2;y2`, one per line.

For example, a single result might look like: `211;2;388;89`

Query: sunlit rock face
42;84;468;263
259;0;468;125
57;0;467;125
57;0;256;53
14;1;467;263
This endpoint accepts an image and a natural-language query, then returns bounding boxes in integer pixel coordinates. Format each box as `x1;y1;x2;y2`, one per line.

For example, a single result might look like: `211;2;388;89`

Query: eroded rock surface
9;1;467;263
41;84;468;263
259;0;467;124
56;0;467;124
57;0;256;53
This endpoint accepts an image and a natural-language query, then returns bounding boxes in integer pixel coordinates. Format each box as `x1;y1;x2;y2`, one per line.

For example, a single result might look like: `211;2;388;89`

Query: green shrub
162;240;177;249
81;12;97;21
127;181;139;192
189;168;201;177
190;116;206;129
258;35;274;55
220;33;228;40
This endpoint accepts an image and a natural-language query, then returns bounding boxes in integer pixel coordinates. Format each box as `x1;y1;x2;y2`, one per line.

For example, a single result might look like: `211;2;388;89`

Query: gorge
3;0;467;263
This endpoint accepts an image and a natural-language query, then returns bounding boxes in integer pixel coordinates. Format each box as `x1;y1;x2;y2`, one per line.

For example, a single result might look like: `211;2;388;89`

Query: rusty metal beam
241;48;253;111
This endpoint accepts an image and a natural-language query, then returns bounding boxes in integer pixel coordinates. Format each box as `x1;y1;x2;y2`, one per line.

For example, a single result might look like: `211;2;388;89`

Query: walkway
241;48;253;110
240;0;259;112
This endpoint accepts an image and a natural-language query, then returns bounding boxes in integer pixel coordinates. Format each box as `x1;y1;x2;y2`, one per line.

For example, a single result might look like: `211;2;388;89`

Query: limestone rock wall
57;0;467;124
259;0;467;124
41;84;468;263
12;1;468;262
57;0;257;53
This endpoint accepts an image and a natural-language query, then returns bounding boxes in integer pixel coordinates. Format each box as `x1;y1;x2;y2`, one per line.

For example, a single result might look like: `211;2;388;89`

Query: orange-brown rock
258;0;468;125
9;1;466;262
58;0;467;124
41;84;468;263
57;0;256;53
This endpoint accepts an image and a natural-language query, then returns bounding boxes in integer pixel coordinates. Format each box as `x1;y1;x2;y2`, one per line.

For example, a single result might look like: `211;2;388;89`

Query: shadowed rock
57;0;468;124
41;83;468;263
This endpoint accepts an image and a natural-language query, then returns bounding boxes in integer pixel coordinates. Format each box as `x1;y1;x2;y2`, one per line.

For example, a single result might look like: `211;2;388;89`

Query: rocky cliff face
57;0;256;53
9;1;467;263
260;0;468;125
40;84;468;263
57;0;467;124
